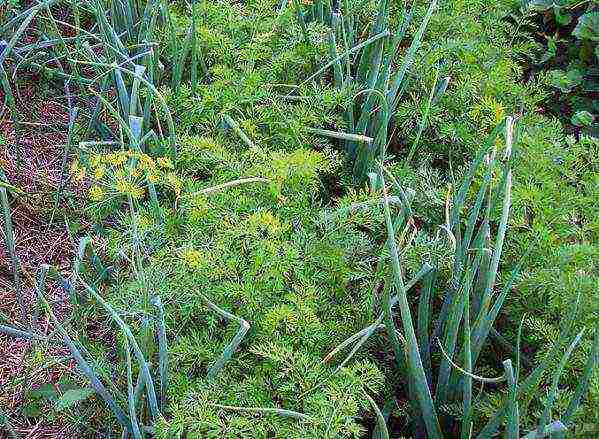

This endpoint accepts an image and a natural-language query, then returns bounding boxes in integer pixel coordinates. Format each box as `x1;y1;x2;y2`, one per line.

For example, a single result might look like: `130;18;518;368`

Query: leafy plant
521;0;599;134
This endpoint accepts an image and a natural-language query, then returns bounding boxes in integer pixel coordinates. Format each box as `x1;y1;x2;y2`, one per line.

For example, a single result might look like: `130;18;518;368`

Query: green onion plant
325;117;598;437
295;0;447;182
0;169;27;326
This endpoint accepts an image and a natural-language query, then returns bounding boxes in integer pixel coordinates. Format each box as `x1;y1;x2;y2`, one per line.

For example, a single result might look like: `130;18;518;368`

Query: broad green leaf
548;69;582;92
55;388;94;411
27;383;57;401
522;0;554;12
571;111;595;127
538;37;557;63
554;9;572;26
573;12;599;42
21;402;42;418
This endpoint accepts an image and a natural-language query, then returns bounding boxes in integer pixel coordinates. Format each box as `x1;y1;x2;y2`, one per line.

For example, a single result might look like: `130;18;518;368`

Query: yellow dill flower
115;177;129;195
103;156;116;165
157;157;174;169
115;176;145;199
117;151;128;165
93;164;106;180
131;167;141;179
166;172;183;196
90;154;102;168
88;185;104;202
131;185;145;199
104;151;128;166
139;154;155;170
247;210;286;235
181;249;203;268
137;214;153;231
148;172;161;184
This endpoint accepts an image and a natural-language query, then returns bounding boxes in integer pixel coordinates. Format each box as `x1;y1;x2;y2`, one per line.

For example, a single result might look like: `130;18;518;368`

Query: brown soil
1;76;82;438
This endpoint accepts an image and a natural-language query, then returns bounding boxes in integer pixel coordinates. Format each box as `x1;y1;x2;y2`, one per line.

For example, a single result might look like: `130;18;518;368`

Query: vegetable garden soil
1;79;80;438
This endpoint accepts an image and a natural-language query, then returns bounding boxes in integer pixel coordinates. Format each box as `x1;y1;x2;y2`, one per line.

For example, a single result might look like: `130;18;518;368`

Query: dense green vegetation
520;0;598;134
0;0;597;438
394;0;599;422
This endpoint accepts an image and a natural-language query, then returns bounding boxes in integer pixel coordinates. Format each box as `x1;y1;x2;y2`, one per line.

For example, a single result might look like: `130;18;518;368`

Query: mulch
1;76;83;438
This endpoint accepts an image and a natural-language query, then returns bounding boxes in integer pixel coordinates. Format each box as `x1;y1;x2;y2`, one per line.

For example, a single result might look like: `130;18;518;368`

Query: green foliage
573;10;599;41
505;119;599;424
55;388;95;412
394;0;541;163
364;118;597;437
2;0;598;437
392;0;598;424
102;139;383;437
520;0;599;134
293;0;441;182
19;377;96;426
571;109;595;126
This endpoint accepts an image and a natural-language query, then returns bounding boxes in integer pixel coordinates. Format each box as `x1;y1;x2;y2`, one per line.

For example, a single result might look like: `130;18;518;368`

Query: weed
520;0;599;134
